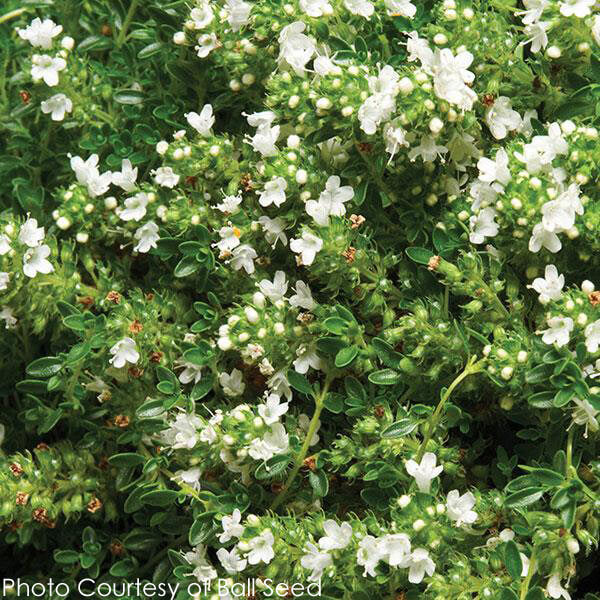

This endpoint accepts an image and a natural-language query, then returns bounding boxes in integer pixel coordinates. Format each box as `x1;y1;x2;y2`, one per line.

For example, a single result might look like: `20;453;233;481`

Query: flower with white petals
119;192;148;222
540;316;574;347
571;398;599;438
485;97;522;140
153;166;180;188
19;217;44;248
290;232;323;266
406;31;434;66
23;244;54;278
300;0;333;16
380;533;411;567
529;223;562;254
258;394;289;425
408;135;448;162
162;412;203;450
176;360;203;385
40;93;72;121
523;21;550;53
215;193;242;214
182;545;217;582
584;320;600;353
289;280;315;310
17;18;63;49
384;0;416;17
477;149;511;186
258;216;287;248
593;15;600;45
228;244;257;273
112;159;138;192
0;272;9;291
528;265;564;304
258;177;287;208
446;490;478;526
196;33;218;58
516;0;549;24
405;452;443;493
246;124;280;157
173;467;202;492
219;509;245;543
225;0;252;31
219;369;245;397
559;0;594;17
306;176;354;226
400;548;436;584
0;235;11;255
70;154;112;198
431;48;477;110
301;543;333;581
108;337;139;368
31;54;66;86
214;225;241;254
293;344;322;374
246;530;275;565
133;221;160;253
344;0;375;18
546;574;571;600
190;2;214;29
356;535;385;577
469;208;499;245
0;307;18;329
278;22;316;75
318;520;353;551
217;548;247;574
257;271;288;303
186;104;215;136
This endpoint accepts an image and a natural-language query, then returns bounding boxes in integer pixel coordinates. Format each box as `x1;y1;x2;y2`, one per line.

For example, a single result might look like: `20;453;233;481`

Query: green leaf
39;409;63;434
380;419;418;438
26;356;63;378
504;540;523;579
190;377;213;401
524;587;546;600
504;487;545;508
308;470;329;498
174;256;200;278
561;497;576;529
137;42;163;59
54;550;80;564
368;369;402;386
405;247;434;264
255;454;290;480
108;453;146;468
371;337;402;369
520;467;564;487
344;376;366;402
335;346;359;368
189;513;217;545
140;490;180;507
324;393;344;413
323;317;347;335
500;589;519;600
287;370;312;395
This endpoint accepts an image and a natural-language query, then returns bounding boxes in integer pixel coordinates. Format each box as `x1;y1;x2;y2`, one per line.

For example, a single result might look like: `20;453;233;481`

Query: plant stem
116;0;139;47
566;426;574;478
416;356;483;461
0;8;27;25
519;547;537;600
270;375;334;512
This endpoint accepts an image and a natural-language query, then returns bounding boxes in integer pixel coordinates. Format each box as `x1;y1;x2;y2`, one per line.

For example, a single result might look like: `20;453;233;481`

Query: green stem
566;427;574;478
416;356;483;461
270;375;334;511
116;0;139;47
0;8;27;25
519;548;537;600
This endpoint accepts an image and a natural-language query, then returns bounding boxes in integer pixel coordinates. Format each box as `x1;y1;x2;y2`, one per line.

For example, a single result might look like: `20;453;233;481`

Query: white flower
300;543;333;581
176;360;203;385
399;548;436;584
384;0;416;17
244;111;277;128
119;192;148;222
17;18;62;49
540;316;574;347
293;344;322;374
246;530;275;565
290;232;323;266
528;264;564;303
318;520;353;551
529;223;562;254
173;467;202;492
380;533;411;567
278;22;316;75
383;122;409;160
306;176;354;226
262;422;289;455
268;370;292;401
153;166;180;188
584;320;600;353
257;271;288;303
477;149;511;186
523;21;550;53
219;509;245;543
0;235;11;255
70;154;112;198
592;15;600;45
0;272;10;291
571;398;599;437
23;244;54;278
356;535;385;577
469;208;499;245
217;548;247;574
186;104;215;136
258;177;287;207
516;0;549;24
446;490;478;526
405;452;443;493
195;33;218;58
108;337;139;368
214;225;241;254
19;217;44;247
299;0;333;17
228;244;257;273
133;221;160;253
0;307;18;329
258;216;287;248
40;93;72;121
246;125;280;157
112;159;138;192
289;280;316;311
182;545;217;582
215;193;242;214
559;0;594;17
431;48;477;110
225;0;252;31
485;97;522;140
344;0;375;18
219;369;245;397
546;574;571;600
406;31;434;66
31;54;66;86
163;412;203;450
408;135;448;162
258;394;289;425
358;92;396;135
541;200;575;233
190;3;214;29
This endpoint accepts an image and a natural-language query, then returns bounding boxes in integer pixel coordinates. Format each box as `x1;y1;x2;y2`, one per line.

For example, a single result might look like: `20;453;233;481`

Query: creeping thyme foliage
2;0;600;598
